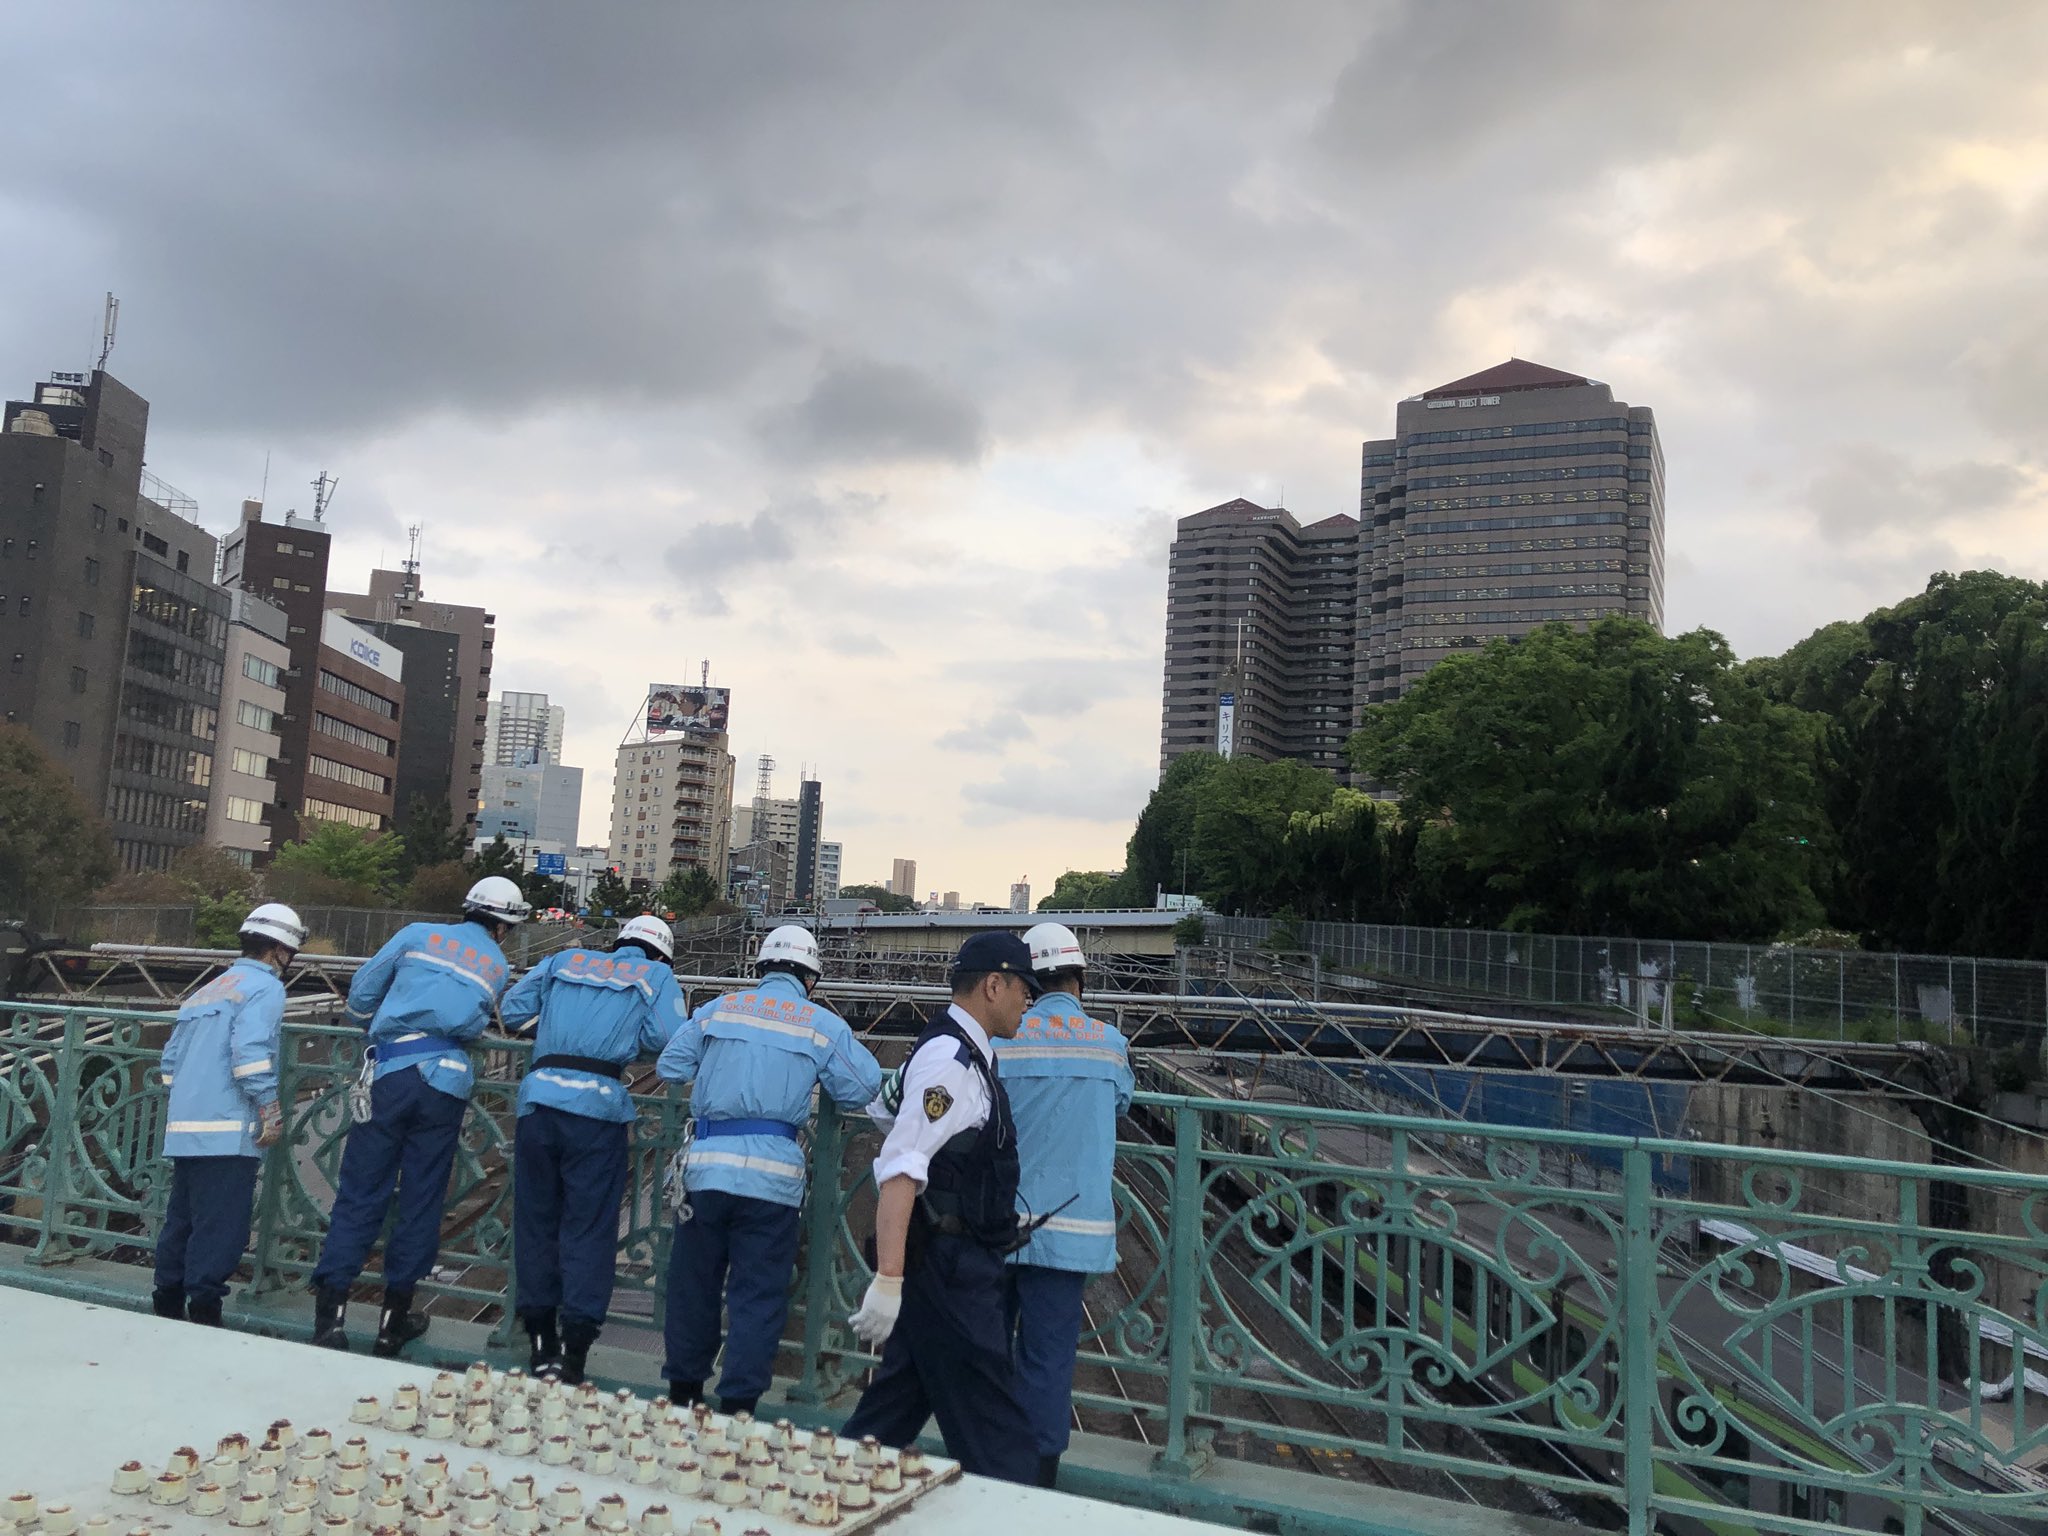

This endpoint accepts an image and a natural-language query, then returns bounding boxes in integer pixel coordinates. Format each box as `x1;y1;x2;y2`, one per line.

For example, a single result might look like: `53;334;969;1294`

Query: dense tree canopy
1037;870;1124;911
1754;571;2048;959
0;726;117;923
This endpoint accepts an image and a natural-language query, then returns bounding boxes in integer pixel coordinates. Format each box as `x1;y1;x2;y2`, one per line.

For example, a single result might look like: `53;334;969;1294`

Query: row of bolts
6;1365;929;1536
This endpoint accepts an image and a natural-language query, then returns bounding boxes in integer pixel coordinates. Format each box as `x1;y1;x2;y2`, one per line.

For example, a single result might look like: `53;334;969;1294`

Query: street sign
534;852;567;875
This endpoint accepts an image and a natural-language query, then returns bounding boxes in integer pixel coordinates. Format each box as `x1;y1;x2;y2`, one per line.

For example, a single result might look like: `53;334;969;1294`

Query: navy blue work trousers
312;1068;467;1291
661;1188;802;1404
153;1155;261;1305
843;1235;1038;1485
1005;1263;1088;1458
514;1105;630;1331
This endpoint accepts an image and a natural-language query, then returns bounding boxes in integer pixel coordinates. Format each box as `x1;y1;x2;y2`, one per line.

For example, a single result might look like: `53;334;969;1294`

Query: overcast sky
5;3;2044;900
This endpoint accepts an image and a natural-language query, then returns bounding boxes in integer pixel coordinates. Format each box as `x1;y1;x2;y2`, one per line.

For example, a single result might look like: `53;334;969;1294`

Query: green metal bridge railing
5;1001;2048;1536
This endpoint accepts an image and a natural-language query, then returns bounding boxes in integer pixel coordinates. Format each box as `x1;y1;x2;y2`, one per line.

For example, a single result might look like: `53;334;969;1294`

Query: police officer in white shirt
842;932;1041;1485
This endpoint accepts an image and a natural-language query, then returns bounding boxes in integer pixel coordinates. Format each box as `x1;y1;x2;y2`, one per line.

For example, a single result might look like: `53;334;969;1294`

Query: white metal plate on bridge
0;1290;1206;1535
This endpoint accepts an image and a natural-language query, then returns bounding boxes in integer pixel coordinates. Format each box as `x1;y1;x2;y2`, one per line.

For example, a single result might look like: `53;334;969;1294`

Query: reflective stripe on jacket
656;971;883;1208
160;956;286;1159
500;946;689;1123
345;920;510;1101
993;990;1133;1272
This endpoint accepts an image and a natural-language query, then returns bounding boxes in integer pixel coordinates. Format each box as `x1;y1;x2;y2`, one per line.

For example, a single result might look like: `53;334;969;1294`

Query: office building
793;778;823;902
1159;359;1665;776
301;612;403;831
733;796;800;851
1358;359;1663;705
349;618;462;826
608;732;735;886
221;498;333;844
329;566;493;832
479;761;583;846
1158;498;1357;775
818;840;842;901
486;690;565;767
941;891;961;912
727;837;792;913
207;591;290;865
1;369;227;870
890;858;917;900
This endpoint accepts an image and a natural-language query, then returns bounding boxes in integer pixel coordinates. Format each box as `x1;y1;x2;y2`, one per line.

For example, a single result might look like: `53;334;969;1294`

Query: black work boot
718;1394;758;1418
311;1286;351;1350
1037;1454;1061;1490
151;1287;185;1321
522;1309;562;1380
561;1319;600;1388
371;1287;429;1358
187;1297;225;1328
668;1379;705;1408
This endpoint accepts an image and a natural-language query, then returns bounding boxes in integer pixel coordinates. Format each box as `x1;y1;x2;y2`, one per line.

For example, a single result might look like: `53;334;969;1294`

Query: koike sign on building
320;610;404;684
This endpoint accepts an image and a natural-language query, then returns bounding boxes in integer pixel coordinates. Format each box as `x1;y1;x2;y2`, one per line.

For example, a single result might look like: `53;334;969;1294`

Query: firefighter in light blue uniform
656;924;883;1414
152;903;305;1327
310;875;529;1357
500;913;689;1383
994;922;1134;1489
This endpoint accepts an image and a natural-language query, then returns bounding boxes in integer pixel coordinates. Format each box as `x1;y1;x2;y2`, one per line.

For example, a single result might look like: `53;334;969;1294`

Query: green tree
268;820;406;907
1119;751;1228;901
1037;870;1126;911
1352;618;1828;941
468;834;521;881
0;725;117;924
395;795;468;877
1757;571;2048;958
404;860;474;913
587;869;639;918
836;883;920;913
654;865;722;917
1187;756;1337;913
522;873;568;911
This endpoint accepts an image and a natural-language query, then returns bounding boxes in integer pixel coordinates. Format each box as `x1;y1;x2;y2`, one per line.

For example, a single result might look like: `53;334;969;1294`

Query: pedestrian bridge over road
3;1000;2041;1536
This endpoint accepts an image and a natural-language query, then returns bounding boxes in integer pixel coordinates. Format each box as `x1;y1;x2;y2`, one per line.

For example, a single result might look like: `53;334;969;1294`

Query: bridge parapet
3;1001;2045;1536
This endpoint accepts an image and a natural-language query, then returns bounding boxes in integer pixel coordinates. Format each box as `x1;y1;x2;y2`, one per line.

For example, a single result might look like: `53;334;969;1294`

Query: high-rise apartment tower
1160;359;1665;776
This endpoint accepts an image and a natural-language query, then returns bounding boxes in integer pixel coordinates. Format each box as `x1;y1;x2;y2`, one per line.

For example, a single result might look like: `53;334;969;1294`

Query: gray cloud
1805;450;2029;538
935;712;1035;755
758;359;988;466
961;751;1154;826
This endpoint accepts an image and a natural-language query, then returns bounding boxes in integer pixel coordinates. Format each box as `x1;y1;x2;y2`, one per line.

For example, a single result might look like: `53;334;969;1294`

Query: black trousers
843;1234;1037;1485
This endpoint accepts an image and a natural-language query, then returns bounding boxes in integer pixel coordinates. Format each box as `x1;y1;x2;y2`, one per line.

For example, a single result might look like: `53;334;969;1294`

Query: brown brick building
301;611;403;831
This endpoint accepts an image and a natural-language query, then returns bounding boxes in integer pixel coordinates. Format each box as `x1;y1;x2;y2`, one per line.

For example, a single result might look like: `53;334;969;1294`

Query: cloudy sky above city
4;2;2044;898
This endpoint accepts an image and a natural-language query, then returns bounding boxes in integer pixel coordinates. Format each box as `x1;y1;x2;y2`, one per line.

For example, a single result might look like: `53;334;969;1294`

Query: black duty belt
532;1054;625;1080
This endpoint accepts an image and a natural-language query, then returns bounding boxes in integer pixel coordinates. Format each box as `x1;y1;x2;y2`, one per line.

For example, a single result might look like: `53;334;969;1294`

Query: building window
16;596;27;617
76;611;93;638
272;576;291;590
84;557;100;585
230;747;273;778
117;517;128;532
225;795;268;825
69;666;87;692
236;699;280;733
309;754;391;795
242;652;282;688
292;582;310;593
97;447;113;467
25;540;36;560
141;532;168;556
303;796;383;830
317;670;398;718
62;721;81;749
92;504;108;530
276;542;294;554
176;551;189;573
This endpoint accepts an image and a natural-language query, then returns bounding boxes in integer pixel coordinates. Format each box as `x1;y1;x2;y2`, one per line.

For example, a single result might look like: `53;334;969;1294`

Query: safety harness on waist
694;1116;802;1140
533;1053;626;1079
376;1032;460;1063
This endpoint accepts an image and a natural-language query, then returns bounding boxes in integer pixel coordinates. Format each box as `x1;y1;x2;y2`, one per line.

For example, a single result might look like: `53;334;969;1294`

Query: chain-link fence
1204;915;2048;1052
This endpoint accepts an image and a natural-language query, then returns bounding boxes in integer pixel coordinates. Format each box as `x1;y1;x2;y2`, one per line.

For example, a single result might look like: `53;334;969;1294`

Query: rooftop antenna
96;292;119;373
701;659;710;688
401;523;423;600
259;450;270;506
754;754;776;806
311;470;339;522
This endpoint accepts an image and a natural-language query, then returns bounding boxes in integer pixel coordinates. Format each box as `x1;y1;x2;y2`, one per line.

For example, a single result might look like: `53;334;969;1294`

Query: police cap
950;931;1044;996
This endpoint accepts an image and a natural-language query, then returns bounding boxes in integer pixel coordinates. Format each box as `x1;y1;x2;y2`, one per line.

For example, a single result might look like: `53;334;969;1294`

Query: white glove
849;1275;903;1347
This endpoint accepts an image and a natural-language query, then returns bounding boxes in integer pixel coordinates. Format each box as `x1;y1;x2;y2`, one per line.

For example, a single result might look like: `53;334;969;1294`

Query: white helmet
463;875;531;925
756;924;822;981
617;913;675;962
1024;922;1086;975
240;902;307;952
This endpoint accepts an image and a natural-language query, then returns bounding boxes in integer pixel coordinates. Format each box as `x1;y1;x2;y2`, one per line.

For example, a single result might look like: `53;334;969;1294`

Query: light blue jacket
345;920;511;1102
993;990;1133;1273
500;946;689;1123
160;957;286;1159
656;971;883;1208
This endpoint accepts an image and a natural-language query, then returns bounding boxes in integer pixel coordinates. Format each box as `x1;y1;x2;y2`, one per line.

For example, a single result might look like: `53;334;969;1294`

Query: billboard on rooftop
647;684;730;739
